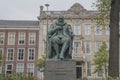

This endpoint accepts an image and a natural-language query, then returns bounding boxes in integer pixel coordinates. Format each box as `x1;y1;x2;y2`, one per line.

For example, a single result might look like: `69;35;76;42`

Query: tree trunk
108;0;120;77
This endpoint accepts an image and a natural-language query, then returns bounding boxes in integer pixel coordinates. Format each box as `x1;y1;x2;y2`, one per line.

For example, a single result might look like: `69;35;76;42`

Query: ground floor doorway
76;66;82;78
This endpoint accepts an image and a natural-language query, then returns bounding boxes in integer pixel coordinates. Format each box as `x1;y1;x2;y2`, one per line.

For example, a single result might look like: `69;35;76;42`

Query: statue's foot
59;55;64;60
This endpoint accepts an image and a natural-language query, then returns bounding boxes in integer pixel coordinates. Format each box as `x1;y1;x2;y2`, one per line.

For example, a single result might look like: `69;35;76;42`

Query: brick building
0;20;39;76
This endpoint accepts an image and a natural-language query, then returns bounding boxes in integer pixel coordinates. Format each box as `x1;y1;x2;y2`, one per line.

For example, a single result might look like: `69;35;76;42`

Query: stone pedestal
44;60;76;80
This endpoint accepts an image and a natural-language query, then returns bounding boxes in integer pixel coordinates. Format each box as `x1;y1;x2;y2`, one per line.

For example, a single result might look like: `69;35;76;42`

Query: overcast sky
0;0;96;20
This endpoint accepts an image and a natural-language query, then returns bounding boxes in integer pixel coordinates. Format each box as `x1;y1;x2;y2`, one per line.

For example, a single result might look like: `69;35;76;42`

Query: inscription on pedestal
44;60;76;80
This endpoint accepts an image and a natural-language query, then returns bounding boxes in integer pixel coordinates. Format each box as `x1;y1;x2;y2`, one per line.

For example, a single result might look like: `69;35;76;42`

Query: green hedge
0;73;39;80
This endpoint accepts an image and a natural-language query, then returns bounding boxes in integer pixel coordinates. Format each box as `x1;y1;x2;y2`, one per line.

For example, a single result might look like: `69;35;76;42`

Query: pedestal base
44;60;76;80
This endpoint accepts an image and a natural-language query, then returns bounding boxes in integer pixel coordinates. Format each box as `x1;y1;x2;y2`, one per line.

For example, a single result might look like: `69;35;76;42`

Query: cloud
0;0;96;20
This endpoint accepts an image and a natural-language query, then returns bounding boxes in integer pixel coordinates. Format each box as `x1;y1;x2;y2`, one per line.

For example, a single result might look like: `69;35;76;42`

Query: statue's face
58;16;64;23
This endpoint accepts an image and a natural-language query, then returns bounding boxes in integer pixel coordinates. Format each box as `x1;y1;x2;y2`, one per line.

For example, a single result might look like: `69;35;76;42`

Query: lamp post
45;4;50;58
45;4;50;35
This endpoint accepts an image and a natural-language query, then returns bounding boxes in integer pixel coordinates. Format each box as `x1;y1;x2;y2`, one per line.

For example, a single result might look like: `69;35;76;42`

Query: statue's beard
56;21;66;26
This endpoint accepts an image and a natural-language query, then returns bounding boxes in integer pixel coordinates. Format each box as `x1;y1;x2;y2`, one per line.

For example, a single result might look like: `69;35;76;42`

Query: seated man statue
47;15;73;60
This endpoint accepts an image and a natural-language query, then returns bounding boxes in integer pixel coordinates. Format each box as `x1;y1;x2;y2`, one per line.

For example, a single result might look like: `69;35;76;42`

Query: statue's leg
59;37;70;59
51;36;60;59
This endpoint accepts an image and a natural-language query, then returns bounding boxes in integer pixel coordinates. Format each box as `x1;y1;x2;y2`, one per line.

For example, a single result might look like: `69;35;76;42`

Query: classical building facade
38;3;109;79
0;2;111;79
0;20;39;76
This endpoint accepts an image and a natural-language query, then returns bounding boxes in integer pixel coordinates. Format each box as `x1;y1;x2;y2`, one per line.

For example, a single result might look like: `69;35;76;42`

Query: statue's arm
48;24;57;38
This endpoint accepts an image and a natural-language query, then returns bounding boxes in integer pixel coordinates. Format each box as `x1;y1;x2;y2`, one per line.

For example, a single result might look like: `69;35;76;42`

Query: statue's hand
55;26;62;30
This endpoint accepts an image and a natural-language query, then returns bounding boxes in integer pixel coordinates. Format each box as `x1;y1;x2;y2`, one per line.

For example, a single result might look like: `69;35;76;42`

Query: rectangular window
0;32;5;45
119;21;120;26
28;48;35;61
97;70;103;77
27;63;34;76
6;64;13;74
84;41;91;54
95;25;102;35
95;41;102;51
0;66;2;74
0;48;3;60
74;26;81;35
85;24;91;35
16;63;24;73
29;32;36;45
18;32;25;45
17;48;25;61
8;32;15;45
7;48;14;61
87;62;91;76
73;42;81;53
0;48;3;73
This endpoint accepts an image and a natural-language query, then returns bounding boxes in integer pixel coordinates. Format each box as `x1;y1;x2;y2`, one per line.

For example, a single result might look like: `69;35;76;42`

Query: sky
0;0;96;20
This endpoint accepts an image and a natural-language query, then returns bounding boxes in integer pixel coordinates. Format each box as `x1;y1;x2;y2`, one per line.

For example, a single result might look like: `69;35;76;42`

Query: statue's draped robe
47;21;73;59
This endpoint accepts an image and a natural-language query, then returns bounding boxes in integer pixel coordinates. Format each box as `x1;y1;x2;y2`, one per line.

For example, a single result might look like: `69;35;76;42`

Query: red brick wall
0;29;39;76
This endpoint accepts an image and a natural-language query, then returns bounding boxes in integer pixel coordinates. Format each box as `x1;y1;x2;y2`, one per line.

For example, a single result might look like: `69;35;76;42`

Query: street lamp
45;4;50;11
45;4;50;58
45;4;50;35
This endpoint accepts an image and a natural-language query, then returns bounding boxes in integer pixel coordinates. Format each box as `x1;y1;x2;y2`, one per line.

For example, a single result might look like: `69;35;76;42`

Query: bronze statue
47;15;73;60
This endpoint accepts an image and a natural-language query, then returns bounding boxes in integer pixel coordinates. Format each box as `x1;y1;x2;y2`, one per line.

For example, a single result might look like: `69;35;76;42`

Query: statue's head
57;15;64;23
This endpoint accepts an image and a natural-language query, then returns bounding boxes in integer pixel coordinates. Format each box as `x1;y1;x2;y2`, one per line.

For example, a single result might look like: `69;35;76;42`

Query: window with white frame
106;26;110;35
6;64;13;74
27;63;34;76
17;48;25;61
87;62;91;76
74;26;81;35
8;32;15;45
29;32;36;45
97;70;103;77
95;25;102;35
73;41;81;53
84;41;91;54
0;48;3;61
7;48;14;61
0;33;5;45
119;21;120;27
0;66;2;74
18;32;25;45
95;41;102;51
16;63;24;73
28;48;35;61
0;48;3;73
85;24;91;35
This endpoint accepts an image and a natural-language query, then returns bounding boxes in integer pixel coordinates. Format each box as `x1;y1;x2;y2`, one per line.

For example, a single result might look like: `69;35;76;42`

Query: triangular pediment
68;3;86;14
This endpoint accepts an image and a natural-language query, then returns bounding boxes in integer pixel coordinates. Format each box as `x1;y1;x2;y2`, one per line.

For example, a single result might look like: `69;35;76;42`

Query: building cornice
38;3;98;20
